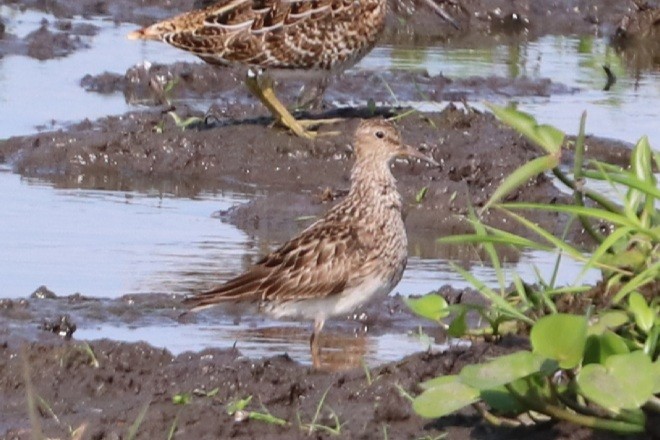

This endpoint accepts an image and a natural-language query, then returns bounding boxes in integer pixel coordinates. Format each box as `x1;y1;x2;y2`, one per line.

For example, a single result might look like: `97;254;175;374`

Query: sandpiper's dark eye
375;131;385;139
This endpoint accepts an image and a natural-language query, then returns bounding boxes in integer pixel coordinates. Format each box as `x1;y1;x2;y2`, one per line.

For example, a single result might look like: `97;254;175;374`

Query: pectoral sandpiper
183;118;437;365
128;0;457;139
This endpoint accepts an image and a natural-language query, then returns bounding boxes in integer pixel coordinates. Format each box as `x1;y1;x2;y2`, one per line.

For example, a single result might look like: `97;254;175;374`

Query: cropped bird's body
128;0;388;138
135;0;387;72
183;119;437;361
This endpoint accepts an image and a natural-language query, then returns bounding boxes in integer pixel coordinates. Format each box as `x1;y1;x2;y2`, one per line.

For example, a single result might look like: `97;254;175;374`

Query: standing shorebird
128;0;458;139
183;119;437;365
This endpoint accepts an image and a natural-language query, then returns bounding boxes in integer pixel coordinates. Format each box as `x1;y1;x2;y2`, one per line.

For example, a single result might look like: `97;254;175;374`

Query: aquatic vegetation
408;107;659;433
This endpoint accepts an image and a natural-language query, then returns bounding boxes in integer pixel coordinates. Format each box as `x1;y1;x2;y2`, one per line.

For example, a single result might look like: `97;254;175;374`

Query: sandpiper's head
353;119;438;166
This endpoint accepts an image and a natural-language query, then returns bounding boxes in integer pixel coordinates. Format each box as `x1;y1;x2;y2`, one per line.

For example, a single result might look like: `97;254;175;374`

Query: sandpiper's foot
245;70;318;139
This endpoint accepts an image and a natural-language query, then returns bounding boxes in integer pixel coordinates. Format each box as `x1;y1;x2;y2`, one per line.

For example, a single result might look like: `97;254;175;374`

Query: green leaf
480;378;531;415
483;155;559;211
419;375;459;390
628;292;655;333
577;351;655;411
588;310;630;335
404;294;450;321
227;396;252;415
172;393;191;405
531;314;587;369
502;203;654;239
612;261;660;303
415;186;429;204
413;381;480;418
583;331;630;365
449;263;533;324
459;351;546;390
447;309;468;337
487;104;565;154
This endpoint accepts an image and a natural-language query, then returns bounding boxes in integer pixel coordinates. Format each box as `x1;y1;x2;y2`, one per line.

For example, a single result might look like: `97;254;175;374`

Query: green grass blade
498;209;587;262
483;155;559;211
502;203;656;240
487;104;565;154
579;170;660;200
577;226;632;283
468;206;506;293
612;261;660;303
450;263;534;324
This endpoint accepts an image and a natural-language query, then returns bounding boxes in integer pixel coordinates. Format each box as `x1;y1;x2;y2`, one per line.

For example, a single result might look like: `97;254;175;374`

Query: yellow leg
244;72;316;139
244;72;344;138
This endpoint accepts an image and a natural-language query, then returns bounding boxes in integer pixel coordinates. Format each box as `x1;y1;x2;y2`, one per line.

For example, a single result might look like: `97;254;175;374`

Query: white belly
263;276;397;321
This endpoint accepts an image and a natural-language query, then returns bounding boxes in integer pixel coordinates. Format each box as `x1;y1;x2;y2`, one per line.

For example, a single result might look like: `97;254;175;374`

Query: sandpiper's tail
182;269;265;311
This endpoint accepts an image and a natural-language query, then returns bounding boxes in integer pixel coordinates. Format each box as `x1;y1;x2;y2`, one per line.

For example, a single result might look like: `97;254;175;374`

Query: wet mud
0;0;654;438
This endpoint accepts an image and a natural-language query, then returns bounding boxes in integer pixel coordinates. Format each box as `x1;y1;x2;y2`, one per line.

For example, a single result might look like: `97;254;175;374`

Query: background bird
128;0;459;138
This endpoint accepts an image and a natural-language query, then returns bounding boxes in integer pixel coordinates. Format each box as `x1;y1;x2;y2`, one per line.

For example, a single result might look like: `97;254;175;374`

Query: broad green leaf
404;294;450;321
583;332;630;365
531;314;587;369
419;374;459;390
447;309;468;337
487;104;564;154
628;292;655;333
588;310;629;335
480;377;533;415
654;360;660;393
577;351;655;411
459;351;545;390
483;155;559;211
413;382;480;418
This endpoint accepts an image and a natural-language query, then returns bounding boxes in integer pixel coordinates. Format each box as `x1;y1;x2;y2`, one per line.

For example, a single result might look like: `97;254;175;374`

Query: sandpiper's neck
348;159;401;207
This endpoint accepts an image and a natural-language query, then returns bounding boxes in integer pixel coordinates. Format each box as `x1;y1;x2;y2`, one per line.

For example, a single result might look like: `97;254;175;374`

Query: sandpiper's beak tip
402;144;440;167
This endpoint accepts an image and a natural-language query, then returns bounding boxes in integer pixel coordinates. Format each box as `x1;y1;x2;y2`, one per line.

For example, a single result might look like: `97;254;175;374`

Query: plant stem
504;384;644;434
569;112;605;243
645;396;660;414
551;168;621;215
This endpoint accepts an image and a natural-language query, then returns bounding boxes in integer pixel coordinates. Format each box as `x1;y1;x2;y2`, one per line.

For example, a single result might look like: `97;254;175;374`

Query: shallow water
0;6;645;363
0;167;600;363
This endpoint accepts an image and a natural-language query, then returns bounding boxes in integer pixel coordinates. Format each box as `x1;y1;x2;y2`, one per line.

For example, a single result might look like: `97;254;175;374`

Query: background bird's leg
295;75;330;111
244;69;315;139
310;316;325;369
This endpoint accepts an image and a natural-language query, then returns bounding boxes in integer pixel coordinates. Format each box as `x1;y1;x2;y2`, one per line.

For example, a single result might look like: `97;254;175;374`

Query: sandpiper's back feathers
128;0;387;71
183;119;438;317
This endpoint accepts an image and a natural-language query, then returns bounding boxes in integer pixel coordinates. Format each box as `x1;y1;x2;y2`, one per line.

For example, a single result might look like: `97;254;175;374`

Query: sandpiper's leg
244;69;316;139
310;316;325;369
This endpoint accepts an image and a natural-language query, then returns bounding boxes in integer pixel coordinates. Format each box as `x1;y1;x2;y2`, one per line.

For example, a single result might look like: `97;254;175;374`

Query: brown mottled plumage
128;0;388;138
183;119;437;361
